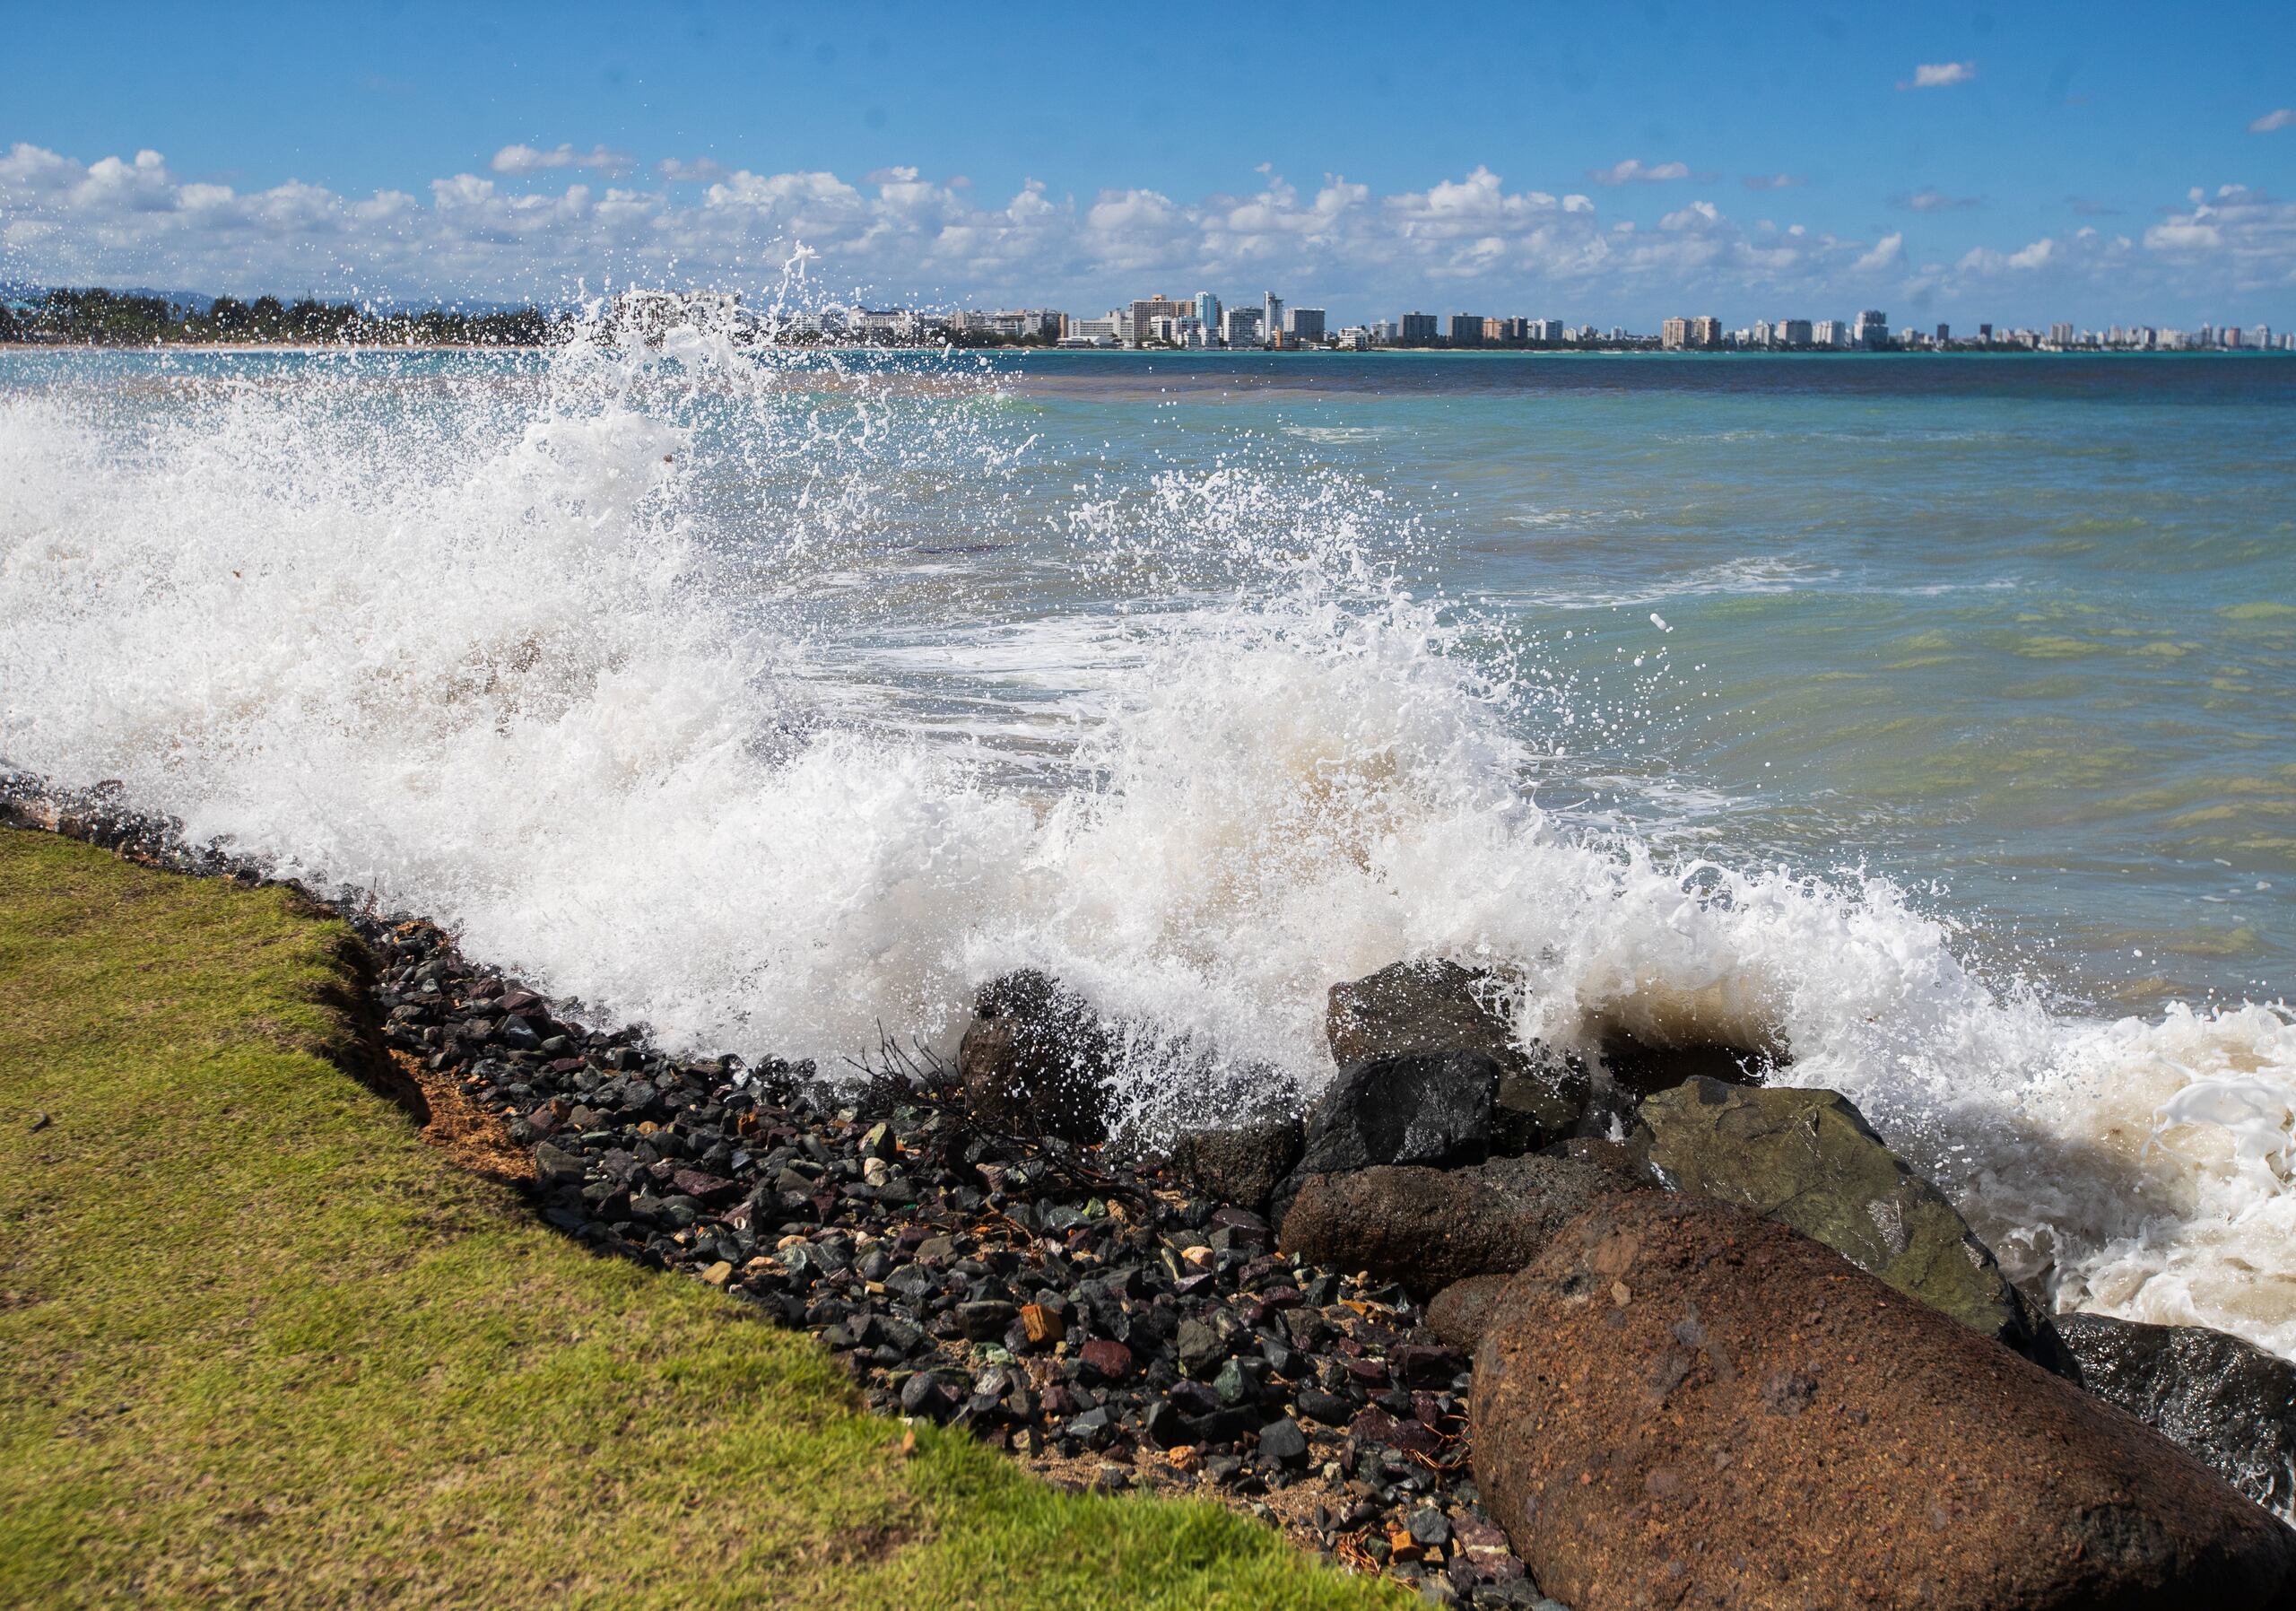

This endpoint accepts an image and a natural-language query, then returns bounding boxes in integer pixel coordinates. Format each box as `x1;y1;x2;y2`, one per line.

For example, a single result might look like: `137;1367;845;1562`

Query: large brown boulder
956;970;1115;1144
1278;1153;1621;1300
1640;1076;2045;1354
1471;1192;2296;1611
1427;1273;1514;1351
1328;961;1590;1150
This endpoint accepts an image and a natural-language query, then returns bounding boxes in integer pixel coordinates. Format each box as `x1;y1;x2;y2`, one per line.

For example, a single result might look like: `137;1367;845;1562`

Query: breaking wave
3;310;2291;1359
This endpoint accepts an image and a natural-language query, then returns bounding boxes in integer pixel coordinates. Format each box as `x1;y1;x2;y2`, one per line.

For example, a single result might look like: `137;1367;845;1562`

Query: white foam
4;331;2292;1365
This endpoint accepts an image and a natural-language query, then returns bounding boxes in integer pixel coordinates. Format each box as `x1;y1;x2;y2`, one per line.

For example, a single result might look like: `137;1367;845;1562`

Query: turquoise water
861;351;2296;1012
6;343;2296;1353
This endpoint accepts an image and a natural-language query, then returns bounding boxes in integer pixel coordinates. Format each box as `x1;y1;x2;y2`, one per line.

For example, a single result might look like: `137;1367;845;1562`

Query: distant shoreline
2;340;2284;359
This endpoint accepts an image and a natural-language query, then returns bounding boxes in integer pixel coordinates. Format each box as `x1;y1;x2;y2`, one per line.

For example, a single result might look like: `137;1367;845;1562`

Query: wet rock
1279;1154;1622;1300
1639;1075;2041;1353
1169;1119;1304;1218
956;970;1116;1144
1471;1191;2296;1611
1327;961;1589;1152
1427;1275;1514;1353
1274;1050;1504;1225
2057;1312;2296;1516
1596;1030;1774;1098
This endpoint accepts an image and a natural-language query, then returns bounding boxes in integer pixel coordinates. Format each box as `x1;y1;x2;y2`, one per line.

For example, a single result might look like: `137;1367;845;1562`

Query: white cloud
1743;173;1804;191
4;142;2289;320
1902;61;1977;90
490;143;636;178
1589;158;1692;186
1897;187;1982;212
1853;231;1904;272
2251;109;2294;134
657;157;726;183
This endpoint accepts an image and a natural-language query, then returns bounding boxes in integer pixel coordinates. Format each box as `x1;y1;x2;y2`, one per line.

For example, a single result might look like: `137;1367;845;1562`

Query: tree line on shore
0;287;561;346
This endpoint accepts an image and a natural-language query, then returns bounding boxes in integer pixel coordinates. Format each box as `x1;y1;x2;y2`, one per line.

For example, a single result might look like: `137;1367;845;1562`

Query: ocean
3;335;2292;1356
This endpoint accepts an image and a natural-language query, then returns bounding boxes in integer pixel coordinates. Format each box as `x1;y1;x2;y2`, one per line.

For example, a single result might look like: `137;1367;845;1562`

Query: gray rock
1639;1076;2045;1354
533;1138;586;1187
2057;1312;2296;1516
1169;1118;1303;1216
1177;1316;1227;1378
1257;1415;1310;1467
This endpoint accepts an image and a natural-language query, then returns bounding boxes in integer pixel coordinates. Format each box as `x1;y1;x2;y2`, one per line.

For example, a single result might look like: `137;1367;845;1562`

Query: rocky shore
11;771;2296;1611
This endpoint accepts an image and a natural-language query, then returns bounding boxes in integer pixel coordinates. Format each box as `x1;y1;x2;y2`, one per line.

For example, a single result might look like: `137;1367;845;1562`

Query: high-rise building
1448;313;1483;345
1128;294;1194;347
1979;323;1994;343
1661;317;1691;350
1264;292;1284;347
1195;291;1221;333
1778;318;1813;346
1287;307;1326;344
1853;309;1890;349
2049;322;2074;346
1935;323;1951;344
1690;316;1721;347
1397;312;1439;344
1220;306;1263;347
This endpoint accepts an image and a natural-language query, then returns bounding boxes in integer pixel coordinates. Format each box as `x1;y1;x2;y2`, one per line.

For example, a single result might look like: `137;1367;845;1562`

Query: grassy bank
0;830;1392;1609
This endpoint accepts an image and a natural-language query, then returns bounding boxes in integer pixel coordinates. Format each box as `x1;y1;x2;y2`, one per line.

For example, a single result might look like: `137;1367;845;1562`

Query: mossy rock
1640;1076;2040;1353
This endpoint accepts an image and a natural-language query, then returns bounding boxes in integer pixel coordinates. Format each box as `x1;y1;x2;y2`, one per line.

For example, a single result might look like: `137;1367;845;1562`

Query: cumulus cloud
491;143;636;178
1588;159;1692;186
2251;109;2294;134
3;142;2290;319
1853;231;1905;272
1895;188;1983;212
1901;61;1976;90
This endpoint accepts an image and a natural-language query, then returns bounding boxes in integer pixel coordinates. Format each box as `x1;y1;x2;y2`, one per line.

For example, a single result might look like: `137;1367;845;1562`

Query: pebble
5;773;1556;1611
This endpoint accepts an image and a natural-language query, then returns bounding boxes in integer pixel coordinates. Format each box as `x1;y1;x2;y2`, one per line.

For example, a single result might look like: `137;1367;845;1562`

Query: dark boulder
1169;1118;1303;1217
1271;1049;1503;1224
1327;961;1589;1151
956;970;1115;1145
1640;1075;2044;1354
1596;1029;1777;1097
1278;1154;1622;1300
1471;1191;2296;1611
2057;1311;2296;1517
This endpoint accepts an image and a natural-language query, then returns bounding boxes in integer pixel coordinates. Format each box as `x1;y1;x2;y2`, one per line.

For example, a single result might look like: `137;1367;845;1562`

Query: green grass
0;830;1396;1610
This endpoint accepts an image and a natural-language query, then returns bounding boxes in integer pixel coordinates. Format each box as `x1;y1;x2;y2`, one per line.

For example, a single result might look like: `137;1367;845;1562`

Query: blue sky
4;0;2291;327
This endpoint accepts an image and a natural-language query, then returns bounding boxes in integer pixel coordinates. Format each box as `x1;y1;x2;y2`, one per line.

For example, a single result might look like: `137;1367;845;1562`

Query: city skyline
2;0;2292;327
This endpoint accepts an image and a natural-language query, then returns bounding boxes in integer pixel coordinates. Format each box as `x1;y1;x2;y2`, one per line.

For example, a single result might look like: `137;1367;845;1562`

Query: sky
2;0;2292;329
